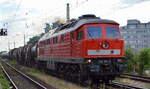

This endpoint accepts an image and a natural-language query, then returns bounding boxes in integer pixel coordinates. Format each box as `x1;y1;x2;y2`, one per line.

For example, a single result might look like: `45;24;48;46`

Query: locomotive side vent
79;14;100;19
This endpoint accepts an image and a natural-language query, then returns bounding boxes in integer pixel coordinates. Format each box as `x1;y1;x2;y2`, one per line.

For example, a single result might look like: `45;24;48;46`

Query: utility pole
13;42;15;48
8;40;10;52
24;34;25;46
66;3;70;23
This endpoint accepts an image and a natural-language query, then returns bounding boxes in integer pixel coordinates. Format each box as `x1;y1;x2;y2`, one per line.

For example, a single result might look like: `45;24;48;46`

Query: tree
138;48;150;75
27;33;45;44
124;49;137;72
27;35;41;44
44;23;51;33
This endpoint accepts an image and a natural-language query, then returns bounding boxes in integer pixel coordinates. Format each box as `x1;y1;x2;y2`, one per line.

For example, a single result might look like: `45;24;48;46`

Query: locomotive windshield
87;27;102;38
106;27;120;38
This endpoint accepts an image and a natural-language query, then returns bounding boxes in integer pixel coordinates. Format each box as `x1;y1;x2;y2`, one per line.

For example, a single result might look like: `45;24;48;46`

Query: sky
0;0;150;51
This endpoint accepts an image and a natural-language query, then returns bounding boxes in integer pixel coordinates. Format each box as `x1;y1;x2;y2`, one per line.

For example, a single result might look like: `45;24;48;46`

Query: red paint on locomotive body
82;23;124;58
38;23;124;60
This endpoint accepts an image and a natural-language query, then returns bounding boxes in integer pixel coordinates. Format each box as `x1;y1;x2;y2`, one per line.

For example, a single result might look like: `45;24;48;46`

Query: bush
138;48;150;75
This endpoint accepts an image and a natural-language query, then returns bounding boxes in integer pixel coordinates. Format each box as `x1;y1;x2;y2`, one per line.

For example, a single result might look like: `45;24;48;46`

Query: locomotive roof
39;18;119;42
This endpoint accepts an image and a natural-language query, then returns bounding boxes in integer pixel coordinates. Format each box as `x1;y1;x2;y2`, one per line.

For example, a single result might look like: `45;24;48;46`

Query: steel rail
0;63;18;89
2;60;48;89
108;82;147;89
121;73;150;83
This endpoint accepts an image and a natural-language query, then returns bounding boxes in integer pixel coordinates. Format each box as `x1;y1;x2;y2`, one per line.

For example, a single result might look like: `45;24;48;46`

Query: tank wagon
8;14;127;83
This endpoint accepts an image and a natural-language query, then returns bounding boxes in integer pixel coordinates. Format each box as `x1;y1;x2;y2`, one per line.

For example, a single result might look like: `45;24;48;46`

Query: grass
0;64;11;89
27;68;88;89
10;60;17;66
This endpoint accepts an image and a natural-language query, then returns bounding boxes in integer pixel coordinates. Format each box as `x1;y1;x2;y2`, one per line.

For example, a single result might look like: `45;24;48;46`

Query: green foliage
27;35;41;44
138;48;150;75
27;33;45;44
44;23;51;33
10;60;17;66
125;48;150;75
0;68;11;89
124;49;135;72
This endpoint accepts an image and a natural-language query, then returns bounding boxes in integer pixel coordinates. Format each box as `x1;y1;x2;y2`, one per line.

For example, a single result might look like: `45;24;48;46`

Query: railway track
0;60;48;89
107;82;147;89
91;81;147;89
0;63;18;89
121;73;150;83
0;58;147;89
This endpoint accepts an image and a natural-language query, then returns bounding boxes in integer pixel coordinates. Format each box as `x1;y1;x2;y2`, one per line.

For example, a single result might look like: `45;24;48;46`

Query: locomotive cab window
106;27;120;38
87;27;102;38
53;37;58;44
47;39;50;45
77;31;83;40
71;32;74;40
61;35;64;42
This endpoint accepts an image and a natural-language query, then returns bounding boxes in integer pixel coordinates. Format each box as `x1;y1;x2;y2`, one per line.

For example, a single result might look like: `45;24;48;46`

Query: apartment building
120;19;150;50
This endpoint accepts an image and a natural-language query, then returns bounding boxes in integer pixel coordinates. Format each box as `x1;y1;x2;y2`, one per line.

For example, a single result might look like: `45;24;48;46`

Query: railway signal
0;28;7;36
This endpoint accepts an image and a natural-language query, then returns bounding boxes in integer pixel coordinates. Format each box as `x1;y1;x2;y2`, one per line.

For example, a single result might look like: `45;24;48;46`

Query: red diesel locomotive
37;14;127;82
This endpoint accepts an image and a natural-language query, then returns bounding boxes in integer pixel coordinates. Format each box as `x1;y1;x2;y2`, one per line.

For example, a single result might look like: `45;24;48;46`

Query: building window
133;36;137;38
124;36;130;39
137;24;146;29
128;24;136;29
130;45;135;48
137;40;142;43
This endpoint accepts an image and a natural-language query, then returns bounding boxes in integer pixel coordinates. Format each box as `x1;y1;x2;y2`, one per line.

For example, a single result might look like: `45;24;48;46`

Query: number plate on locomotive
88;49;120;55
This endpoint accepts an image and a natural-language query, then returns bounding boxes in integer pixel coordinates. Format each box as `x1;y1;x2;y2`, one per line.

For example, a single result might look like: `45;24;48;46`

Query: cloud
122;0;150;4
0;0;6;4
1;0;150;51
120;0;150;8
71;0;120;18
106;1;150;26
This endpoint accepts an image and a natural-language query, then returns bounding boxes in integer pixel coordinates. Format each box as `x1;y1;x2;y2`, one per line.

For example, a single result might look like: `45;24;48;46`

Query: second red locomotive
37;14;127;82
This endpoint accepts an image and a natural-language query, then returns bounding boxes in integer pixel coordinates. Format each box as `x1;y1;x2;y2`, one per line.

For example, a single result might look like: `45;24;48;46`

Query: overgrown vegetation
27;68;87;89
125;48;150;75
27;34;43;44
10;60;17;66
0;65;11;89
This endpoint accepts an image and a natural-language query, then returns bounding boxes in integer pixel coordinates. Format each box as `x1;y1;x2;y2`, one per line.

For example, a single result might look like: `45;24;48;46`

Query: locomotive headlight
102;42;109;48
88;59;91;63
85;59;92;63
